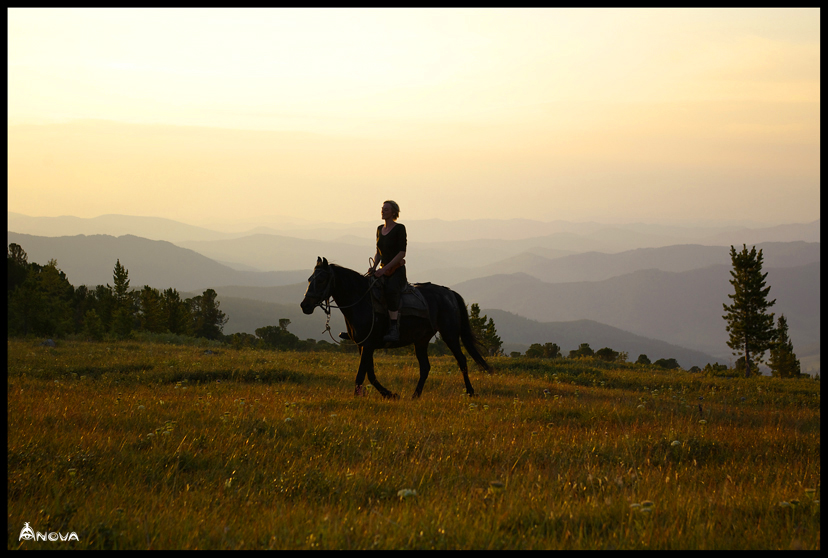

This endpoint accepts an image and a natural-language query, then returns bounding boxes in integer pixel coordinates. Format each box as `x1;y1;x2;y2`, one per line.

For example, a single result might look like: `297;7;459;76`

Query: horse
300;257;491;399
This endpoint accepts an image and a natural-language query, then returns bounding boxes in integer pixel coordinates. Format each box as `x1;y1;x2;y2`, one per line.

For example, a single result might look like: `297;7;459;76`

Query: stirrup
338;331;351;341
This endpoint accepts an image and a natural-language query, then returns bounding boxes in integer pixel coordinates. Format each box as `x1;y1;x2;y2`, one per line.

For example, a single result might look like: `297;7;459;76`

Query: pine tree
468;303;502;356
162;288;190;335
768;315;801;378
191;288;228;340
138;286;166;333
483;317;503;356
722;245;776;378
109;259;134;337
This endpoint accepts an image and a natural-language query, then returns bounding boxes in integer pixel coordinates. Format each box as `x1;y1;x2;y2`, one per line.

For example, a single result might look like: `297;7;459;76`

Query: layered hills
7;215;819;374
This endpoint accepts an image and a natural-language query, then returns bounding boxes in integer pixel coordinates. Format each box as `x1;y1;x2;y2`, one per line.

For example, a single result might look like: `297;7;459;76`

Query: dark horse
300;257;491;399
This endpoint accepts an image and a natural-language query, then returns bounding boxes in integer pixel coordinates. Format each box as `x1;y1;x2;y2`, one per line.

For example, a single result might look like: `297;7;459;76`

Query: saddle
371;281;432;325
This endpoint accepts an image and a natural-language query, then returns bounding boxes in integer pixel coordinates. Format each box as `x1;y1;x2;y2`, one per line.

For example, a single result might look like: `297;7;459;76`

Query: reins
312;263;379;346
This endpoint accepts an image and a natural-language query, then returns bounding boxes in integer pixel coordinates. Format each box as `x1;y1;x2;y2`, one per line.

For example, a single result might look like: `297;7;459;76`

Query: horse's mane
329;263;369;288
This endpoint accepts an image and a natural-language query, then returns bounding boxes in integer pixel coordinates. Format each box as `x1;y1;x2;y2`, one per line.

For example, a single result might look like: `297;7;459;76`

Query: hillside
7;230;817;370
7;232;308;290
454;262;820;360
198;292;720;369
427;241;820;286
484;310;719;368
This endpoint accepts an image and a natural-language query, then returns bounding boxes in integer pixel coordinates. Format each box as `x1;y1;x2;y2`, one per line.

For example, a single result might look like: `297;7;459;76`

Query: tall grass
7;339;820;549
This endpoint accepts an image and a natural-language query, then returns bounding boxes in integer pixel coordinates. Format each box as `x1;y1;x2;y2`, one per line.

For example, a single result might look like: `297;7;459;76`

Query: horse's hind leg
443;334;475;396
412;338;431;399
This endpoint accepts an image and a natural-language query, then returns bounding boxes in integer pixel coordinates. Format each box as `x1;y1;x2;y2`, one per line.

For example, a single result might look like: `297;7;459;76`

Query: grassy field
7;338;820;549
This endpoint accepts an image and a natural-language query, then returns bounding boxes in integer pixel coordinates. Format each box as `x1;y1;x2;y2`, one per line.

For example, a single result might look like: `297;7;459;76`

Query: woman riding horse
370;200;406;342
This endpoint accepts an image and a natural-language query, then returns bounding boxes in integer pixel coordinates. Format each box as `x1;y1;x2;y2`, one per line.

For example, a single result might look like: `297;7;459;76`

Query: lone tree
768;314;801;378
722;244;776;378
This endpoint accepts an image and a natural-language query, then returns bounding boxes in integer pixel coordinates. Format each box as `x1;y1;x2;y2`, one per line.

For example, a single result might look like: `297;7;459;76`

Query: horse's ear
316;256;322;266
323;257;328;266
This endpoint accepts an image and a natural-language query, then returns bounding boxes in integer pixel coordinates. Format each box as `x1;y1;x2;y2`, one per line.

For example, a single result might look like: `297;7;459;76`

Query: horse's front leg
354;345;372;396
412;338;431;399
356;345;398;399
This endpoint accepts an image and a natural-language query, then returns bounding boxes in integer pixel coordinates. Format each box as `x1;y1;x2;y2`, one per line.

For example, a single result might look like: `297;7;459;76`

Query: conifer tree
468;303;502;356
109;259;134;337
722;245;776;378
768;315;801;378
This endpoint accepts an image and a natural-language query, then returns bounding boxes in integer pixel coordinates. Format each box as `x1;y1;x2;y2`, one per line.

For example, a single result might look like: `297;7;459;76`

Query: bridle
306;262;378;345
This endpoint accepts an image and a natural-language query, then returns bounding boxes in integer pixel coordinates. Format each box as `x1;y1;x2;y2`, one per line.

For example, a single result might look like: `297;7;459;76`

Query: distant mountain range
453;262;819;361
197;295;722;369
7;232;308;291
8;211;819;255
7;216;819;373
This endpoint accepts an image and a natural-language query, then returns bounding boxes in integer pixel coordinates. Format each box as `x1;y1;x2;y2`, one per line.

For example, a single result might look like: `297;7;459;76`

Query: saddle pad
371;282;430;322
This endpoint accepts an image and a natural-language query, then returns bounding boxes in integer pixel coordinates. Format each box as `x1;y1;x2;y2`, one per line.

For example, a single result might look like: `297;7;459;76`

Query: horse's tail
453;291;492;372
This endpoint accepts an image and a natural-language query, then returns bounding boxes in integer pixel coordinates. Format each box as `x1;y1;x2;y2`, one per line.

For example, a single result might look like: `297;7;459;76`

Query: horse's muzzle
300;297;317;315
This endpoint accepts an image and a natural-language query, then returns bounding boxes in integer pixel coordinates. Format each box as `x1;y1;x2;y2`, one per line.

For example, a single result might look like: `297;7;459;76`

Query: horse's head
300;257;335;314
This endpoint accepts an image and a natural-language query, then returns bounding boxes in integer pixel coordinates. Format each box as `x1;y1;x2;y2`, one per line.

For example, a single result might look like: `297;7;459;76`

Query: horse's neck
330;265;369;308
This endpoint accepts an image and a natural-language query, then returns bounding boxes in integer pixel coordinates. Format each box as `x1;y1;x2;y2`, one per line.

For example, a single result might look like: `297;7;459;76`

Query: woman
370;200;407;342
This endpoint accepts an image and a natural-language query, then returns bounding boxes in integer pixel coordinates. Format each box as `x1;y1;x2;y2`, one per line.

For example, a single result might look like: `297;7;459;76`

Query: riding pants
381;265;406;312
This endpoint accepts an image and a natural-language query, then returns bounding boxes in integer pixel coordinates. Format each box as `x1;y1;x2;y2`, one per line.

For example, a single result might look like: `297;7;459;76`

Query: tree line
8;244;230;342
6;241;806;378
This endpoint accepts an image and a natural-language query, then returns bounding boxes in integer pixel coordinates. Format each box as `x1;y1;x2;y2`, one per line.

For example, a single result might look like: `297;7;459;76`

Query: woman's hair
384;200;400;220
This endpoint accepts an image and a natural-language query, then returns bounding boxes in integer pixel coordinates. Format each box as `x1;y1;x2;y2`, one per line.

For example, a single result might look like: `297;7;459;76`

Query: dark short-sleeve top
376;223;407;266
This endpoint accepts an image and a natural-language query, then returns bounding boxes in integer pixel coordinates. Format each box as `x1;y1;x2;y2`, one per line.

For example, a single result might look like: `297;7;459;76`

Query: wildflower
698;420;707;425
630;503;641;510
671;440;681;447
483;405;489;410
805;488;816;498
68;469;77;477
397;489;417;500
641;500;654;509
284;417;292;423
779;501;791;508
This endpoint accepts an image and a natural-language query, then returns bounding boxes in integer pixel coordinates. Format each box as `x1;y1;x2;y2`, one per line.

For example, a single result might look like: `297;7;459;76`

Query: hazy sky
8;8;820;227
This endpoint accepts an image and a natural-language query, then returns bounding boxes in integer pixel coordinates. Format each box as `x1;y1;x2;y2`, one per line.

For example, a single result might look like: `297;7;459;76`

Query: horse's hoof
384;392;399;400
411;391;422;400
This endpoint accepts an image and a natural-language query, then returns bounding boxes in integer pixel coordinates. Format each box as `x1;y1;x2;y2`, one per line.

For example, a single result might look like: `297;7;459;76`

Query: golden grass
7;339;820;549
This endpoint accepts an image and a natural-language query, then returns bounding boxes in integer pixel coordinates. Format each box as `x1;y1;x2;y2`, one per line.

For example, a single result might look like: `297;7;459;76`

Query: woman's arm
375;250;406;277
370;250;381;274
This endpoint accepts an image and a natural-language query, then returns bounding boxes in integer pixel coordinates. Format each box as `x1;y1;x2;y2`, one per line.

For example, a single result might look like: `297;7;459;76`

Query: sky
7;8;820;227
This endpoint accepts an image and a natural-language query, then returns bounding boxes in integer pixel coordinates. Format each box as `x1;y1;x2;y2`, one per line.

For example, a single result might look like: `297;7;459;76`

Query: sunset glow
8;8;820;226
